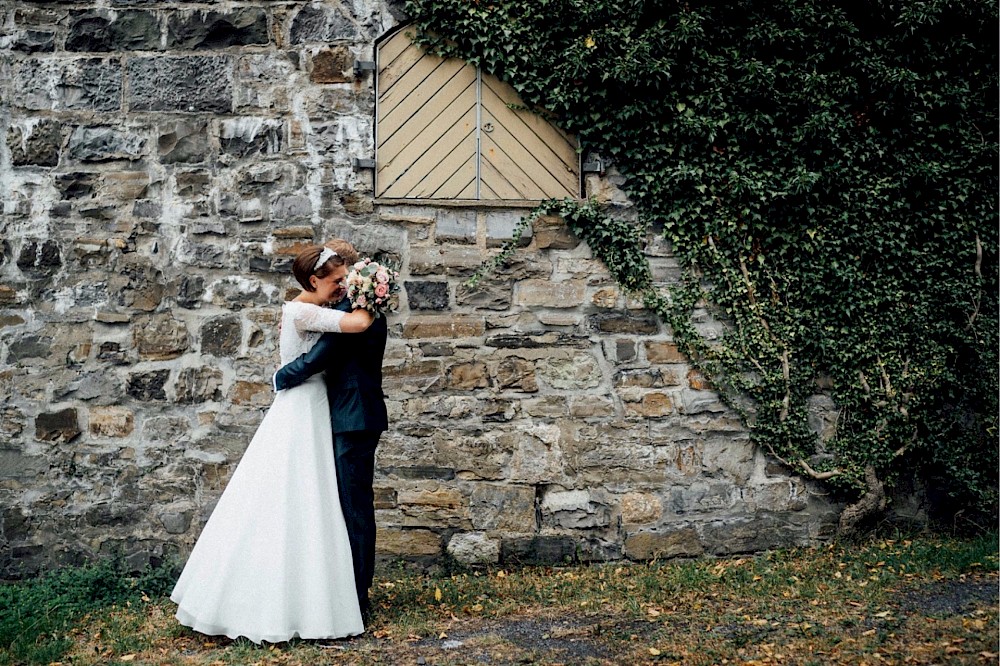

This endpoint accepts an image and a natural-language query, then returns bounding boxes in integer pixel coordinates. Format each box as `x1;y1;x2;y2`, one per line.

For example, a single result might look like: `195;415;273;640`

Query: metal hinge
353;60;376;77
352;158;375;171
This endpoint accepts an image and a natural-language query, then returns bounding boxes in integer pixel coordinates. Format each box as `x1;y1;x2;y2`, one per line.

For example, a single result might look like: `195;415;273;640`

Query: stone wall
0;0;839;577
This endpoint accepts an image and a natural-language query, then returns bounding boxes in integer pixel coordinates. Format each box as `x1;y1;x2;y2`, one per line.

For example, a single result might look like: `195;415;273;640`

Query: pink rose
375;269;389;284
374;283;388;298
356;295;368;308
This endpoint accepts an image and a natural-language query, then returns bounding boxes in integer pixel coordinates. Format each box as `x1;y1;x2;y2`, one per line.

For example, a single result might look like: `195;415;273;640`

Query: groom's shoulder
332;298;352;312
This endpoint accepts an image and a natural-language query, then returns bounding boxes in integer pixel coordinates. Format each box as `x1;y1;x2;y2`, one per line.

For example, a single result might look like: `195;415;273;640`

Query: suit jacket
274;298;388;434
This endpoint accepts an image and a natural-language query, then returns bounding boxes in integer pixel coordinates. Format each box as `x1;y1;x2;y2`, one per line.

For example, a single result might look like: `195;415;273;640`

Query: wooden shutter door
376;29;478;198
375;29;581;201
479;76;580;201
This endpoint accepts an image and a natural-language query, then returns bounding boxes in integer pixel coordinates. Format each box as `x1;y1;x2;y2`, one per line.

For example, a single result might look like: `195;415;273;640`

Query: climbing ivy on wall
406;0;999;531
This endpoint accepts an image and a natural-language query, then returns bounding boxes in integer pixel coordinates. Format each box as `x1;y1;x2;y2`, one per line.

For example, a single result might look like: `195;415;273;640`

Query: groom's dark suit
273;297;387;615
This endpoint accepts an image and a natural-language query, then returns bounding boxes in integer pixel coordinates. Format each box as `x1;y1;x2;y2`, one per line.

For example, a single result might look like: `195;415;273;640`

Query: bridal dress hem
170;301;364;644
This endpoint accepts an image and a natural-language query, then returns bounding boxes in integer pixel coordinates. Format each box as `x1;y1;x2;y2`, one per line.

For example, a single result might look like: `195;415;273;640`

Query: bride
171;244;373;643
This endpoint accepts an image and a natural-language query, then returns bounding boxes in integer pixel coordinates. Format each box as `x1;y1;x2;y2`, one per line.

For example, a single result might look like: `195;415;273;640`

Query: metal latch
352;158;375;171
353;60;376;77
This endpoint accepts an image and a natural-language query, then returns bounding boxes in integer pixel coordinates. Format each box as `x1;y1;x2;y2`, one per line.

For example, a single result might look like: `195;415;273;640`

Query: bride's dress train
171;301;363;643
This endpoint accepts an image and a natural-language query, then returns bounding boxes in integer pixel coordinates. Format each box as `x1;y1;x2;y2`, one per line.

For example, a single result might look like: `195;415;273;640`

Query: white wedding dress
171;301;364;643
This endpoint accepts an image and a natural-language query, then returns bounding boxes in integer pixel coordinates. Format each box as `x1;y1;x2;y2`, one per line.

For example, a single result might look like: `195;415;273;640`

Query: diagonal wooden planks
375;28;581;200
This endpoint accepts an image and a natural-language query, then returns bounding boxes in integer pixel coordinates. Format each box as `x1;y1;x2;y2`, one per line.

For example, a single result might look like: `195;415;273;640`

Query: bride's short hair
292;244;346;291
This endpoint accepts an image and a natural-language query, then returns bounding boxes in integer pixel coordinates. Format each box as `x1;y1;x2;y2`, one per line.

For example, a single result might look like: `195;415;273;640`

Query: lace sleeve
292;302;345;334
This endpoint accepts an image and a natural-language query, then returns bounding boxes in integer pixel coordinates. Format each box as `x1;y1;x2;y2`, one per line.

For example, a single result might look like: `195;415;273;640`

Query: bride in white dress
171;245;374;643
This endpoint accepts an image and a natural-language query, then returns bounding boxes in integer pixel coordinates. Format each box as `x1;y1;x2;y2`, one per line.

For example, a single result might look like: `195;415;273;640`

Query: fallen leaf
649;647;662;656
434;587;442;602
120;656;136;662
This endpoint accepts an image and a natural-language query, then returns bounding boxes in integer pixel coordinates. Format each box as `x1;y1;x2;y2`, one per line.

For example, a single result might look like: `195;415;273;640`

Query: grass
1;532;997;665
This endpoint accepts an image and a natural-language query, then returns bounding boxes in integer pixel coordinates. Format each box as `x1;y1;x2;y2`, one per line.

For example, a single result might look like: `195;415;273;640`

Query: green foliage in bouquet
407;0;999;531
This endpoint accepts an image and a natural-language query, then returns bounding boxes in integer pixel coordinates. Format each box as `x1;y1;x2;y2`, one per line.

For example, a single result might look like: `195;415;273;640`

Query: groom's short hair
325;239;359;266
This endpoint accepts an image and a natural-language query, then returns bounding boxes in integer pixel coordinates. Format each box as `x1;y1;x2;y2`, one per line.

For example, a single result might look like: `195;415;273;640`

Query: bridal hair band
313;248;339;272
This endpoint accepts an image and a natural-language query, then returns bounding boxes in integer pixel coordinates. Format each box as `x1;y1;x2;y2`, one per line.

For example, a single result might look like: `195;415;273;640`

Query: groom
273;238;388;620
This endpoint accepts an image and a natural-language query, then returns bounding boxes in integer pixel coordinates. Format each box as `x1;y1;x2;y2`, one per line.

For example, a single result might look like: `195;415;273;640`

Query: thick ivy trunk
837;465;887;536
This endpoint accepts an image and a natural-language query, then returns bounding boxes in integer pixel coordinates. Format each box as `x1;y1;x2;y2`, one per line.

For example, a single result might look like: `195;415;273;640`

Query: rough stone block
397;487;465;509
645;341;687;364
536;354;602;390
67;126;145;162
289;4;357;43
620;492;663;525
501;536;577;565
126;370;169;401
375;527;441;557
403;315;484;339
435;209;477;243
614;368;680;389
158;120;210;164
175;367;224;404
0;408;26;440
381;466;456;481
540;489;611;529
404;281;449;310
167;9;269;49
485;210;532;248
669;482;738;515
12;30;55;54
445;362;490;390
686;368;712;390
470;484;535;530
66;10;160;52
455;279;512;310
675;389;726;415
200;315;242;357
310;46;353;83
133;314;189;360
5;335;52;362
409;246;486;276
35;408;81;443
229;380;271;407
702;514;806;555
523;396;568;417
15;58;122;112
532;215;579;250
624;527;703;560
494;357;538;392
102;172;150;199
220;118;284;158
89;406;134;438
128;56;233;113
59;372;124;406
159;510;192;535
569;396;615;418
0;451;47;480
373;486;397;509
515;279;585;308
591;287;620;309
7;119;62;167
588;312;659;335
447;532;500;565
701;439;754;483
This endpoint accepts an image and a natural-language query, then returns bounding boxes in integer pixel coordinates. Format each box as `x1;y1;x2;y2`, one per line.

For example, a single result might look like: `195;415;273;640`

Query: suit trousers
332;429;380;612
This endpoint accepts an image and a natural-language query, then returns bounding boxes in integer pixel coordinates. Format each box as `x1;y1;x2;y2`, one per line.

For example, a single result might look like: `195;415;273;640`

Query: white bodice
278;301;345;365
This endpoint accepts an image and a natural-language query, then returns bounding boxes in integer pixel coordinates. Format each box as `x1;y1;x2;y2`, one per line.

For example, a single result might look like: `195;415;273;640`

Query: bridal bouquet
346;258;401;318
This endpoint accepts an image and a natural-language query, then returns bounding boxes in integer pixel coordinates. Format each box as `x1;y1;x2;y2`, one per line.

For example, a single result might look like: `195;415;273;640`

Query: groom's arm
273;332;346;391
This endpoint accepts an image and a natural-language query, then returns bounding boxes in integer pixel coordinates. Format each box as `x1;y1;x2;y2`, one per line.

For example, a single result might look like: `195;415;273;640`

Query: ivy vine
406;0;999;531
